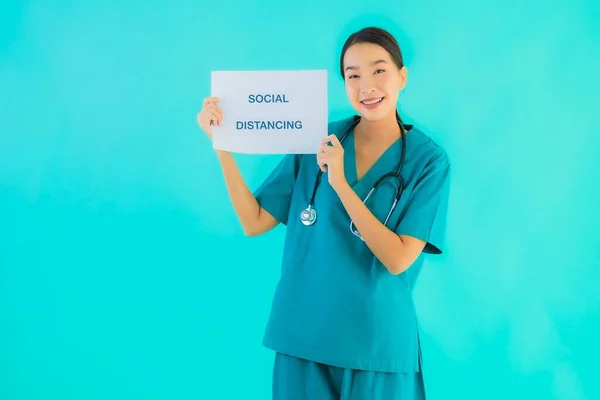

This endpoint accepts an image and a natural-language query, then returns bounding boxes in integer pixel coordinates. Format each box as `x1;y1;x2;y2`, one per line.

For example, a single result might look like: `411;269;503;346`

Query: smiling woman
341;30;407;122
197;26;450;400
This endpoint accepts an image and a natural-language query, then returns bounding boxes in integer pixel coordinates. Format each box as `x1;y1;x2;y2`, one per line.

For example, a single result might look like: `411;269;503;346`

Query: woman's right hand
196;97;223;140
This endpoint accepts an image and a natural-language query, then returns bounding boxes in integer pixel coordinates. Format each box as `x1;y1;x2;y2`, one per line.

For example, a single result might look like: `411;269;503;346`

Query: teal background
1;0;599;399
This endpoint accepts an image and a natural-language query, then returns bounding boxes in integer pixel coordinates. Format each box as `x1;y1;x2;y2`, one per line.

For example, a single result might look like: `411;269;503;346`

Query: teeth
362;97;383;105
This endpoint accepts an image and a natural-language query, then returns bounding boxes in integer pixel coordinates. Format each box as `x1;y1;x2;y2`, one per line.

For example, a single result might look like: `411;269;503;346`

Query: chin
355;107;393;122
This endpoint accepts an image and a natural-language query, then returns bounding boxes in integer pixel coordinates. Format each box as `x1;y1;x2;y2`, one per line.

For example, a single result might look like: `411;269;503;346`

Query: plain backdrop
1;0;599;399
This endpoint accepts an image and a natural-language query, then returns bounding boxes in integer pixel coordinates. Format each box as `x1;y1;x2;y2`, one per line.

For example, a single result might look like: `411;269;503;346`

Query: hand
196;97;223;140
317;134;348;192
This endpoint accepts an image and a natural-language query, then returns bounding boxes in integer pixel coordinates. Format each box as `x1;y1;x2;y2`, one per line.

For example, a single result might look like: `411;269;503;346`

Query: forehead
343;42;392;67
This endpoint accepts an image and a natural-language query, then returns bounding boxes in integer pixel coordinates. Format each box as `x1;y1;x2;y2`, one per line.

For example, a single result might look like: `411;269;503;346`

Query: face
342;42;407;121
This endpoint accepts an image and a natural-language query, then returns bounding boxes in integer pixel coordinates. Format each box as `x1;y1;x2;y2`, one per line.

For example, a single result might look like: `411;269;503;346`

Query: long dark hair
339;27;407;135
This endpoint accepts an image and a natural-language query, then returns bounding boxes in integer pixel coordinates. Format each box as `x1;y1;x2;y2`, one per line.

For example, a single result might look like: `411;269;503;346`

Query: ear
398;66;408;90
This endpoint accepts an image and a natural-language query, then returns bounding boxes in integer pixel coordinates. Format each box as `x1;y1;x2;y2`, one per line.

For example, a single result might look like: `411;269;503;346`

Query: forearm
335;183;407;275
216;151;264;235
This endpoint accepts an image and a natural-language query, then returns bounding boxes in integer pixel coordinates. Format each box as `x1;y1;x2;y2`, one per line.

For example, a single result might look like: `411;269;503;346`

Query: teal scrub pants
272;352;426;399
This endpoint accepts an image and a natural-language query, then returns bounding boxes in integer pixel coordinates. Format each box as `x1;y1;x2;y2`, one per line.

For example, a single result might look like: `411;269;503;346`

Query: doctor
197;26;450;400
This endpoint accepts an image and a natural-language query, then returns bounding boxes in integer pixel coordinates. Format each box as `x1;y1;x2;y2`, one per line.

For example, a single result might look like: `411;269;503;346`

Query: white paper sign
210;70;328;154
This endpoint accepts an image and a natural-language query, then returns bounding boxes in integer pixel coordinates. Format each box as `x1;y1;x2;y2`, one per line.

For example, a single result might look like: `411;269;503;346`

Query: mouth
360;97;385;108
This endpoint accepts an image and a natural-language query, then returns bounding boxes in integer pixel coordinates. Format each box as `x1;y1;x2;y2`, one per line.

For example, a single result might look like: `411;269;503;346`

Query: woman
197;26;450;400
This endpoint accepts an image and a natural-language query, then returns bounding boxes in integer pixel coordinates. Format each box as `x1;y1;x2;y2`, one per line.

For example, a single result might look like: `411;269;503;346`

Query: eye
375;69;385;74
347;74;359;79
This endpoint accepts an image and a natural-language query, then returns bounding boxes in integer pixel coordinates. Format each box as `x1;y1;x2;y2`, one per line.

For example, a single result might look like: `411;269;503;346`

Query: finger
203;97;221;107
318;160;327;172
328;134;341;147
320;146;342;155
205;102;221;113
203;104;216;122
210;109;221;124
205;103;223;124
321;134;340;146
211;105;224;123
319;153;333;165
209;110;220;125
319;142;335;151
320;134;335;144
316;154;327;172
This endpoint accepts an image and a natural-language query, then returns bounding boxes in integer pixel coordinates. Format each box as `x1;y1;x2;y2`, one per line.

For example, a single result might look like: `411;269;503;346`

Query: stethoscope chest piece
300;206;317;226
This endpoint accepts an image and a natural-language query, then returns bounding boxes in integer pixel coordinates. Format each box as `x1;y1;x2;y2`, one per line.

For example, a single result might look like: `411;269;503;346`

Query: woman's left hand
317;134;348;192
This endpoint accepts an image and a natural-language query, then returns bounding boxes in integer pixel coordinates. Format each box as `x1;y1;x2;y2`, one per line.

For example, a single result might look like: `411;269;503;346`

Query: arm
197;98;287;236
335;183;426;275
216;151;279;236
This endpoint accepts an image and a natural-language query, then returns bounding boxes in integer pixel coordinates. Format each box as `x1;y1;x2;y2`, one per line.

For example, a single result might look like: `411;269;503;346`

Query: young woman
197;26;450;400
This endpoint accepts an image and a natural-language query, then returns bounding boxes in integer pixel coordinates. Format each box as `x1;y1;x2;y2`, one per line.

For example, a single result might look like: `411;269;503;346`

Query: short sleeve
253;154;302;225
396;150;451;254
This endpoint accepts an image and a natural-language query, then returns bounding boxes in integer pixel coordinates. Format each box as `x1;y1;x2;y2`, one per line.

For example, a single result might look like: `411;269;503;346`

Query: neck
356;113;401;144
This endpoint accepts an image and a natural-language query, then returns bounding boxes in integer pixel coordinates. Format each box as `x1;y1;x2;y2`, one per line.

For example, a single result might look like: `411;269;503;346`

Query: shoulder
407;125;450;172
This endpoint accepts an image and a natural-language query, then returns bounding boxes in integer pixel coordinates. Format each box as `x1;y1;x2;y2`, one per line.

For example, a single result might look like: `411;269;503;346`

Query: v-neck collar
345;128;405;198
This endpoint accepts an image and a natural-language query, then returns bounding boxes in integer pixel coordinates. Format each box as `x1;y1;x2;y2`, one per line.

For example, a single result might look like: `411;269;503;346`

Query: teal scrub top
253;116;451;373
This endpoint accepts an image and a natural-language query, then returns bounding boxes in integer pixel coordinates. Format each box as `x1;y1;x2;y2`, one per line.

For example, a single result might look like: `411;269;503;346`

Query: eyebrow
345;59;388;71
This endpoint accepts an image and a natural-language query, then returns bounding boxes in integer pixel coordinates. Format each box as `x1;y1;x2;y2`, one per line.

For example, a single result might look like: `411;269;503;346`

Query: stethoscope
300;115;407;240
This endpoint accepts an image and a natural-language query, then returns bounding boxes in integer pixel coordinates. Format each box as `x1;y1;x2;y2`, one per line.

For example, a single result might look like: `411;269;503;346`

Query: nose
359;76;376;96
361;88;375;96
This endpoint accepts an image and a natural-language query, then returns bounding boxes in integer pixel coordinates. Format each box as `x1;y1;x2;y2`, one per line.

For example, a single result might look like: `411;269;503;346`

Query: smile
360;97;384;105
